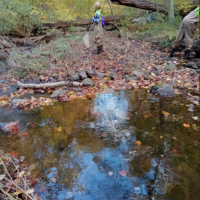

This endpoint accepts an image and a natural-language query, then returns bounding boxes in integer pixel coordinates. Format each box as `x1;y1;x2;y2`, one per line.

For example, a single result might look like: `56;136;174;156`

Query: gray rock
85;69;95;78
146;12;165;23
150;70;159;76
144;71;151;80
67;87;80;92
130;71;141;77
156;65;164;72
48;77;56;83
133;17;147;25
12;99;22;104
79;71;87;80
71;75;80;81
95;70;106;78
28;79;40;84
125;76;139;82
165;61;176;70
82;78;95;87
185;62;197;69
50;90;67;98
107;72;117;80
52;73;59;78
150;84;174;97
21;78;30;84
67;70;76;77
8;84;18;93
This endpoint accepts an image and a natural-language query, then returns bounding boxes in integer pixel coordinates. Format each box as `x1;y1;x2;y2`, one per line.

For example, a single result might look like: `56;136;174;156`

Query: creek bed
0;89;199;200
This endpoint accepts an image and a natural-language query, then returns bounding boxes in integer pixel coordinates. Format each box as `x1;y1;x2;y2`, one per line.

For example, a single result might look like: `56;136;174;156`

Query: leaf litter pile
0;31;199;199
0;150;38;200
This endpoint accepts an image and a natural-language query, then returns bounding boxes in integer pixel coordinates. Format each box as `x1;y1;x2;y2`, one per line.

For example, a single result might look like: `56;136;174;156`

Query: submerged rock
50;90;67;98
150;84;174;97
82;78;94;87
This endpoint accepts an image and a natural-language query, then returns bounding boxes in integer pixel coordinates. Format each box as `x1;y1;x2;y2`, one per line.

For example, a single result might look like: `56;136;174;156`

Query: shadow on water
0;89;199;200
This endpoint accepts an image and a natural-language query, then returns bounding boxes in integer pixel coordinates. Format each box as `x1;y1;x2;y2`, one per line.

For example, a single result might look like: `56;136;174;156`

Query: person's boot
93;45;103;54
184;49;193;59
169;47;176;57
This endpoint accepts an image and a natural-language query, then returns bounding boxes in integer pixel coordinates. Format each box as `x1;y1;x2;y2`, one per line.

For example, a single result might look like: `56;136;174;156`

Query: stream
0;89;199;200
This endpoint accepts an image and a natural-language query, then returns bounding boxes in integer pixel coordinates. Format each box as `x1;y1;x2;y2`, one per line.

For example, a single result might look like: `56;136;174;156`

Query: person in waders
92;2;104;54
169;6;199;59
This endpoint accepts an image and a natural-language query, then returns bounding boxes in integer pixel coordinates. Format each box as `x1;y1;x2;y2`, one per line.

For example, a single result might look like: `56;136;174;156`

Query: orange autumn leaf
9;151;18;157
183;124;190;128
173;149;177;154
12;126;19;133
135;141;142;147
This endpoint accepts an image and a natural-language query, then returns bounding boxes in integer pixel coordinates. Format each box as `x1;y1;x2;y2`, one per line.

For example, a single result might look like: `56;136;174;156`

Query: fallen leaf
183;124;190;128
101;133;107;137
13;191;22;196
29;164;35;172
119;170;127;176
135;141;142;147
51;178;57;183
192;116;198;120
57;127;62;132
160;136;163;138
144;115;149;118
173;149;177;154
162;111;170;115
2;122;19;133
0;174;5;181
9;151;18;157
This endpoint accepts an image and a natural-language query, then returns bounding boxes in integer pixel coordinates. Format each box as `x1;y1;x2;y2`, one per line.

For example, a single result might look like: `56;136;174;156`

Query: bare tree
167;0;175;22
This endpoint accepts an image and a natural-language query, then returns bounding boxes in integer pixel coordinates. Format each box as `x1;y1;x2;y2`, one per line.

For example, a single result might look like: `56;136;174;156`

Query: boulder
85;69;96;78
146;12;165;23
150;84;174;97
143;71;151;80
165;61;176;71
67;70;76;77
82;78;95;87
133;17;147;25
50;90;67;98
79;71;87;80
71;75;80;81
185;62;199;70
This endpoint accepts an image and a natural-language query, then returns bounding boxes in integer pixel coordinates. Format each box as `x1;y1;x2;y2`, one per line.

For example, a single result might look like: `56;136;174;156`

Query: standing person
169;6;199;59
92;2;104;54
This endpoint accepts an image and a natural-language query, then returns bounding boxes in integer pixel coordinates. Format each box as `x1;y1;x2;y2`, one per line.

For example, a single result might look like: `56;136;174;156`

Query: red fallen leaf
173;149;177;154
2;121;19;133
31;178;36;186
9;151;18;157
17;133;28;137
12;126;19;132
101;133;107;137
7;135;12;138
119;170;127;176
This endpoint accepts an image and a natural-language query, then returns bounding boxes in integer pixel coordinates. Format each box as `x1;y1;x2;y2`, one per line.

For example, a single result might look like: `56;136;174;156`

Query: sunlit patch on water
0;89;199;200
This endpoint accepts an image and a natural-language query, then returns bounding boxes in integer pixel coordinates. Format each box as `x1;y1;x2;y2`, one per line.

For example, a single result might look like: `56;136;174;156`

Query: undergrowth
11;34;82;78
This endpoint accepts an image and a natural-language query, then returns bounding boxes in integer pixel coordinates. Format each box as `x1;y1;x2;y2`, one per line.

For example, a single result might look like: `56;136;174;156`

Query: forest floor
0;30;199;109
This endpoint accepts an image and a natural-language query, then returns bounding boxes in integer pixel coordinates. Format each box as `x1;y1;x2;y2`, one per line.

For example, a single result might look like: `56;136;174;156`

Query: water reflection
0;89;199;200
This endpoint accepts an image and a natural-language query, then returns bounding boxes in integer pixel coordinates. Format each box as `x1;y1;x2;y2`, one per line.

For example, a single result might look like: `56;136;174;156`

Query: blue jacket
92;9;102;24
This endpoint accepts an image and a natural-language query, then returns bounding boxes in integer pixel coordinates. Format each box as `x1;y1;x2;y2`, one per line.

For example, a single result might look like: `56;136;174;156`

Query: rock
0;123;9;134
133;17;147;25
48;77;56;83
156;65;164;72
185;62;198;69
146;12;165;23
85;69;96;78
164;61;176;71
82;78;95;87
143;71;151;80
28;79;40;84
67;87;80;92
71;75;80;81
130;71;141;77
12;99;22;104
79;71;87;80
150;70;159;76
95;70;106;78
52;73;59;79
150;84;174;97
8;84;18;93
50;90;67;98
107;72;117;80
67;70;76;77
125;76;139;82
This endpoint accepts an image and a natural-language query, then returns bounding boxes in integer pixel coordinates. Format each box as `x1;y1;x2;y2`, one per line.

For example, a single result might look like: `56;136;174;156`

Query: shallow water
0;89;199;200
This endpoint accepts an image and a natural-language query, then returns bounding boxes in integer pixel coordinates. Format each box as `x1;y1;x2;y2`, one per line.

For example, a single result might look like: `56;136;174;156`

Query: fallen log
17;81;88;89
43;15;125;29
110;0;167;14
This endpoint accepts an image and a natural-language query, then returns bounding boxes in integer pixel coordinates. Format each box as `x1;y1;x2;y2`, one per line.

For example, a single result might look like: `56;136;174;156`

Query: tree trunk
110;0;167;14
167;0;174;22
43;15;125;29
